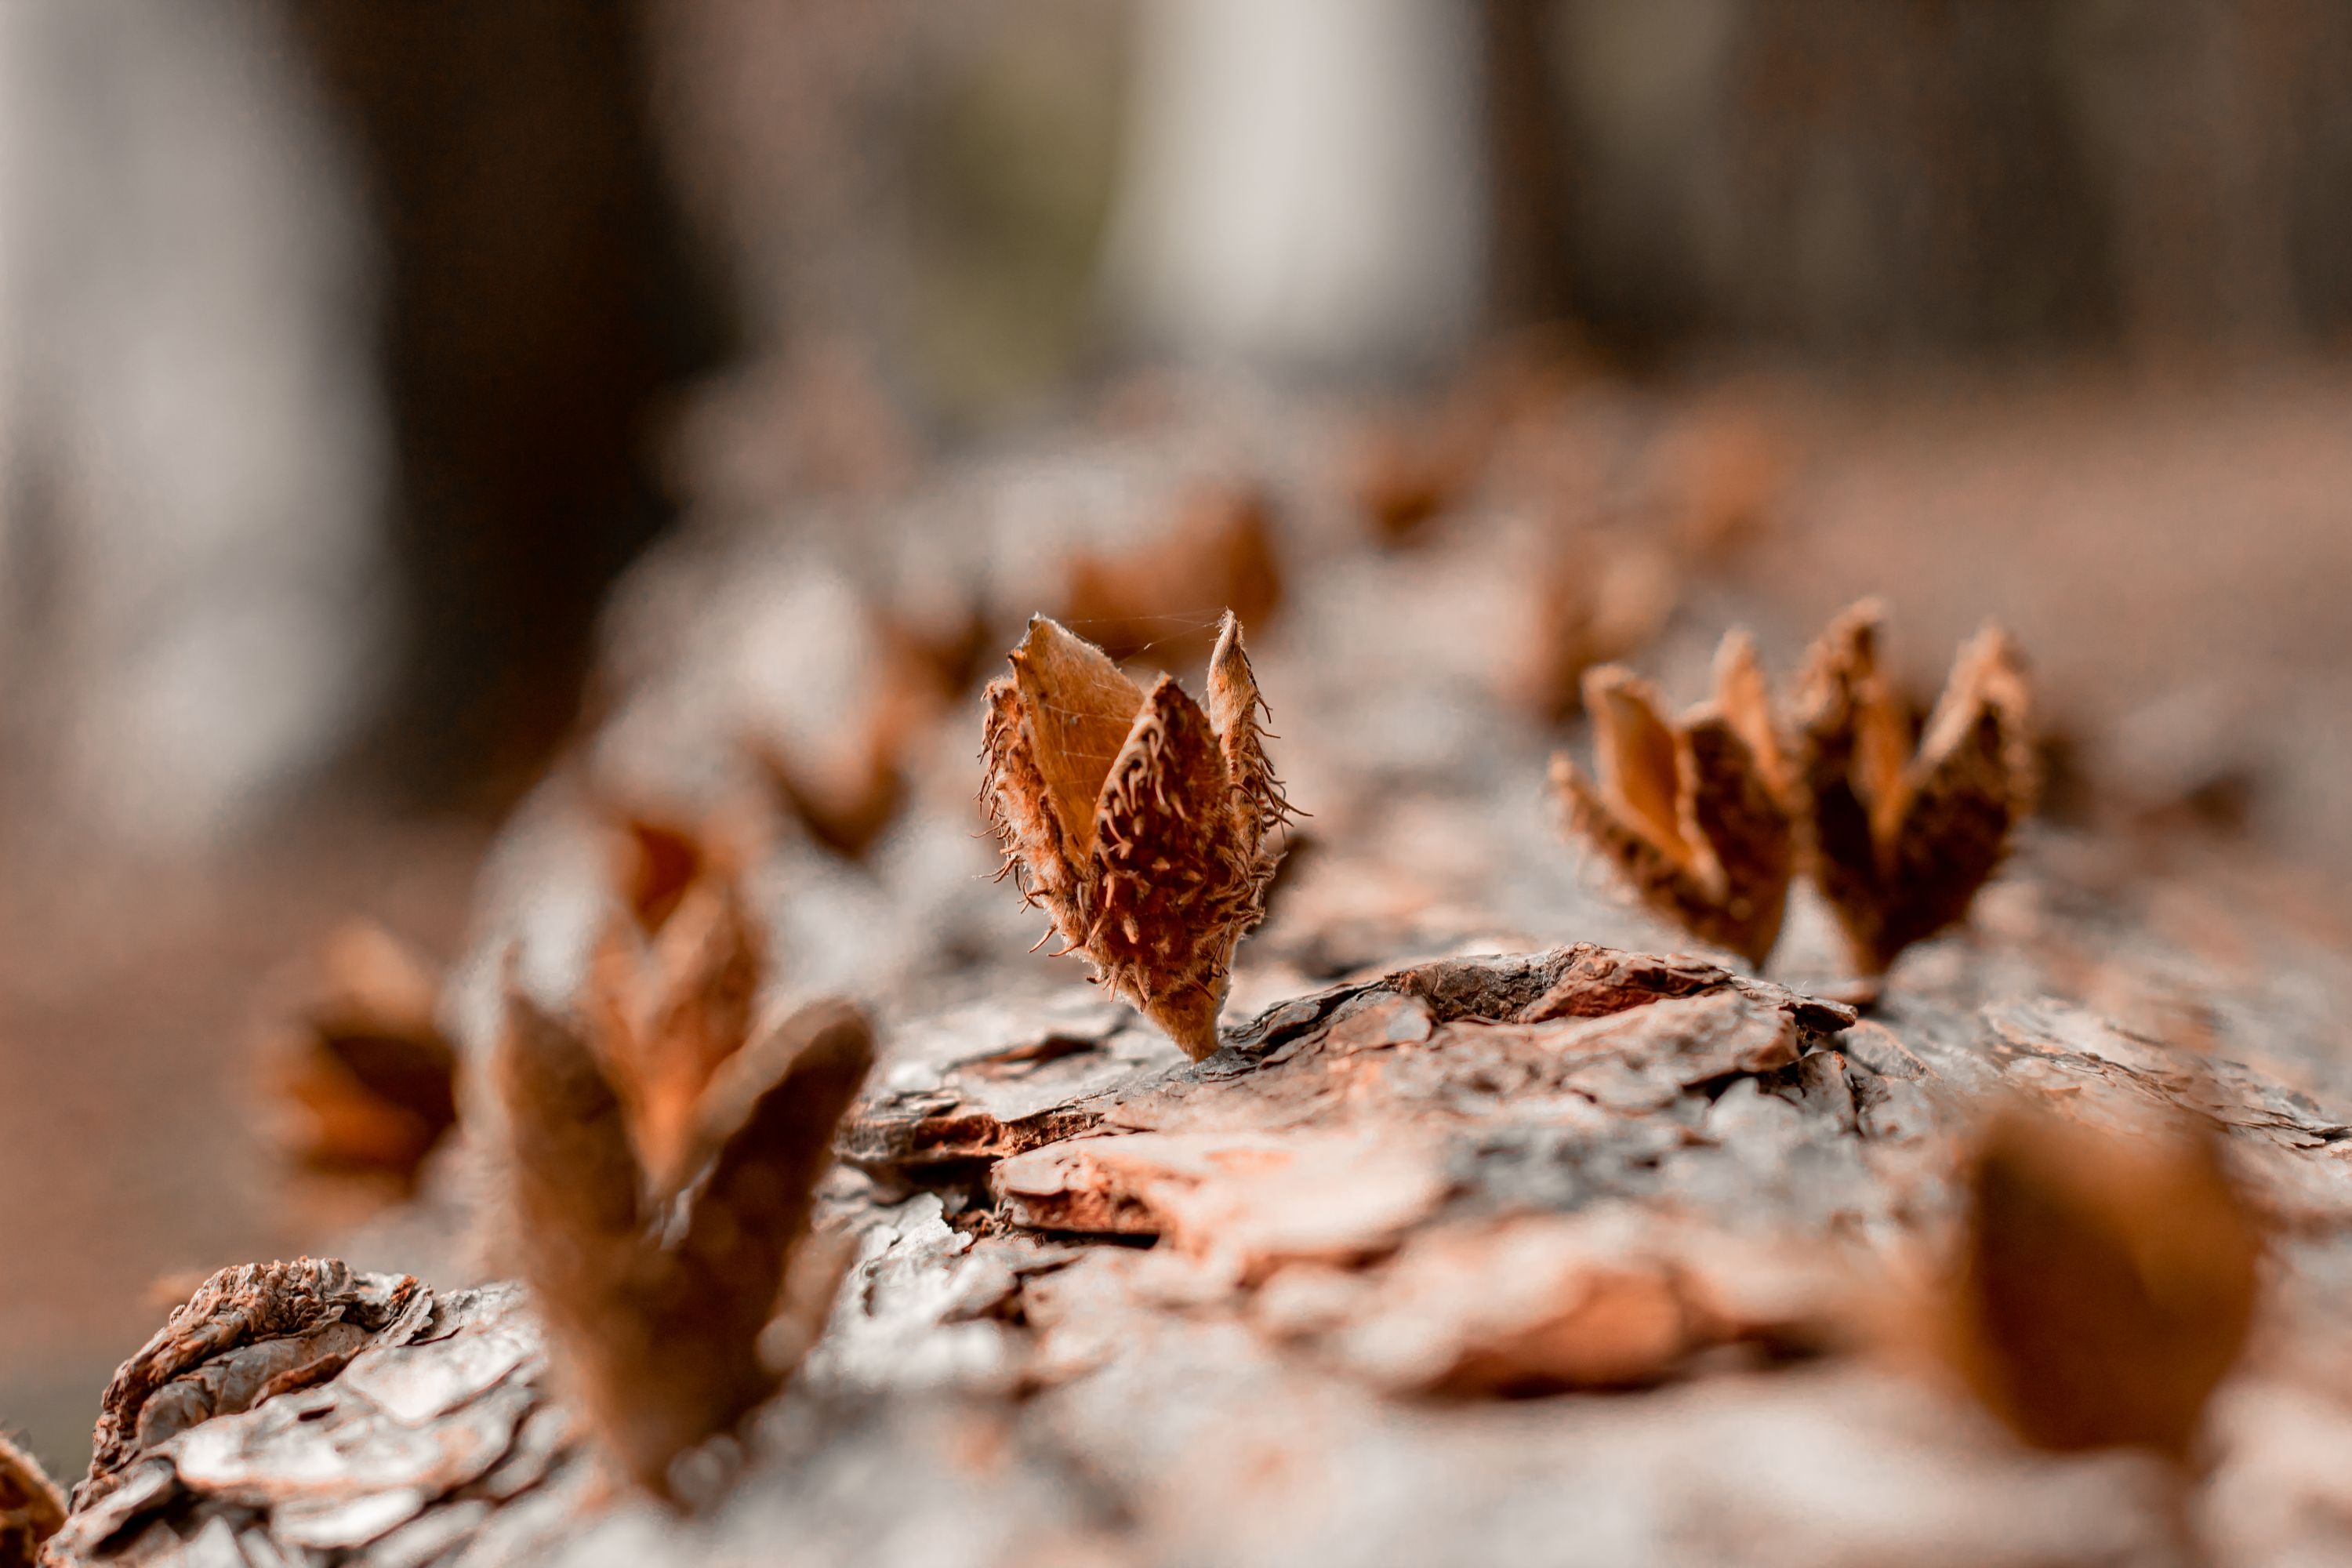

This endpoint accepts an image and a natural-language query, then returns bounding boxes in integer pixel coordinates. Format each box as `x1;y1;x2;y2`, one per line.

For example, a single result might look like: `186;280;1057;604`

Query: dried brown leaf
1552;631;1795;967
750;596;978;862
497;969;873;1498
1945;1105;2261;1462
1347;412;1485;547
1796;601;2037;975
752;731;908;862
982;612;1294;1059
1515;537;1679;725
1063;485;1284;666
1348;336;1582;548
877;600;992;702
1650;407;1788;563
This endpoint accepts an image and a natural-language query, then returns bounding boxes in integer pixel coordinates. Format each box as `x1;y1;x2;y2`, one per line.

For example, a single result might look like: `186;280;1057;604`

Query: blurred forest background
5;0;2352;1473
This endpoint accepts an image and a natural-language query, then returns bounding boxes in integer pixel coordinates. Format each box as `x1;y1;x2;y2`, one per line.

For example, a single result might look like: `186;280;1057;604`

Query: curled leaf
982;612;1295;1059
1795;601;2037;975
1944;1105;2261;1462
1348;335;1580;547
1552;630;1795;967
1647;406;1788;563
499;971;873;1499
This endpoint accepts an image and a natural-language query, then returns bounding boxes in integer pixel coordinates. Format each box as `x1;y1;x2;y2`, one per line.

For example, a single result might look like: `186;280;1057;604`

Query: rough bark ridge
41;906;2352;1565
31;377;2352;1564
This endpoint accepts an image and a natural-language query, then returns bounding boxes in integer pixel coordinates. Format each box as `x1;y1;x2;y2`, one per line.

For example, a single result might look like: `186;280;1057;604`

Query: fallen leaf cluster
1346;329;1588;547
265;921;459;1192
1641;406;1788;565
1558;600;2035;976
982;611;1294;1059
1347;411;1489;548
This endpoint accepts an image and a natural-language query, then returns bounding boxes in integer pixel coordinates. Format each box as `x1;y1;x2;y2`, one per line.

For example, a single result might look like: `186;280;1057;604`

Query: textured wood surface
29;382;2352;1566
38;898;2352;1565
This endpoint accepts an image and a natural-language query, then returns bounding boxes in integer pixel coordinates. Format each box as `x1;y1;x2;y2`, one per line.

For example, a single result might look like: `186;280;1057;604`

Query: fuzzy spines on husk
979;612;1291;1060
981;677;1086;938
1090;678;1238;1055
0;1432;64;1565
1207;611;1296;852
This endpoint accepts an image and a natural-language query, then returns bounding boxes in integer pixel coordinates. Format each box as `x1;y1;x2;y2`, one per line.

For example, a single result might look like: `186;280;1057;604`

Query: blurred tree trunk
283;0;731;808
1477;0;1577;331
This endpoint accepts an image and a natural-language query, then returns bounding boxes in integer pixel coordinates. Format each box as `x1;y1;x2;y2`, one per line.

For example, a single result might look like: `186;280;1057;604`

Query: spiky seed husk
1091;677;1238;1055
1517;540;1679;725
1552;632;1794;968
584;874;765;1196
981;612;1292;1060
498;971;871;1499
1795;601;2036;975
1712;629;1788;801
0;1432;65;1566
1948;1105;2259;1461
1207;610;1289;852
1588;670;1690;863
1680;710;1795;946
1009;615;1144;853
